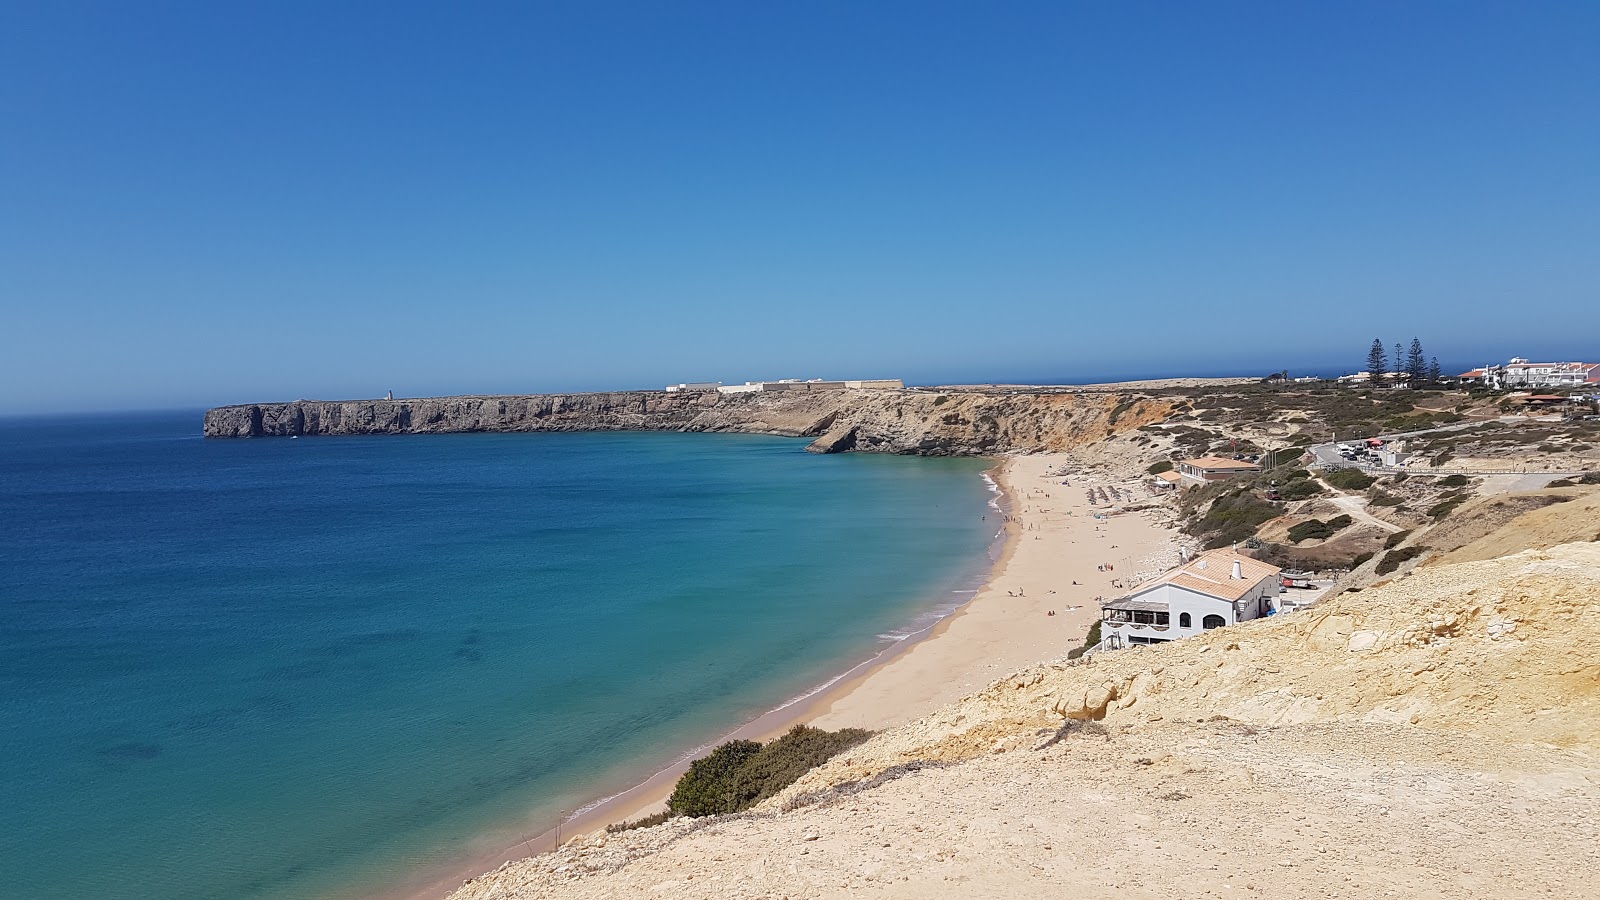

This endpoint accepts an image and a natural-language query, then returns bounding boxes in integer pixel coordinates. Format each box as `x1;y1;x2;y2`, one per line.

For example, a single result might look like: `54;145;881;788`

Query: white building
665;382;723;392
1176;456;1261;487
1100;549;1281;649
715;378;904;394
1464;358;1600;390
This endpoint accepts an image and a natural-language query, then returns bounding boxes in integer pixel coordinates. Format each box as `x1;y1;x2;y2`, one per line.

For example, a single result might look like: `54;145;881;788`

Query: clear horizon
3;1;1597;415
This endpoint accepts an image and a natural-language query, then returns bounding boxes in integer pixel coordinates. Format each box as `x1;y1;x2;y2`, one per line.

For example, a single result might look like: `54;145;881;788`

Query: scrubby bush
1383;529;1413;550
1581;472;1600;485
727;725;874;810
1352;551;1375;569
1195;489;1282;549
1276;480;1323;500
668;740;763;817
1286;514;1354;543
666;726;874;819
1428;499;1465;520
1439;474;1470;487
1147;460;1174;475
1368;490;1405;507
1324;469;1376;490
1375;546;1427;575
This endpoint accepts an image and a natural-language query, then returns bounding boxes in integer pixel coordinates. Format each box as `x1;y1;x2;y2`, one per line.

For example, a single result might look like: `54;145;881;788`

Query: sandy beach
808;453;1183;731
398;452;1184;900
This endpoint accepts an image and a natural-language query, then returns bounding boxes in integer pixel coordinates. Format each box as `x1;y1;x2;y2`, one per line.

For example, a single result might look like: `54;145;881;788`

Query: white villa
1100;549;1281;649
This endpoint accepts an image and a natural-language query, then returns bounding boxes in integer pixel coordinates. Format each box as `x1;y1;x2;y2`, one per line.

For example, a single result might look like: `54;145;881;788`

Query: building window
1179;613;1191;628
1202;614;1226;630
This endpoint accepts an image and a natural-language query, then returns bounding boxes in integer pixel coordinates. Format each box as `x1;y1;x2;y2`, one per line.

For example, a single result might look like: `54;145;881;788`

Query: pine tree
1394;343;1405;381
1406;338;1426;383
1427;357;1442;385
1367;339;1387;384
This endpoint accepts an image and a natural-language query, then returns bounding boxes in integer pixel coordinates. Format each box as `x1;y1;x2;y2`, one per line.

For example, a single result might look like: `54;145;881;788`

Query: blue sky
2;1;1597;413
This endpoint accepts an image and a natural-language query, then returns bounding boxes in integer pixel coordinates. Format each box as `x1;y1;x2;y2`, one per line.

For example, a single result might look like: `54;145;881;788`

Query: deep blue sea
0;412;994;900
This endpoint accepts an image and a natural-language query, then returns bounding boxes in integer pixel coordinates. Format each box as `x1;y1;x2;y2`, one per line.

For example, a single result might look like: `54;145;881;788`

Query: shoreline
400;452;1182;900
374;461;1015;900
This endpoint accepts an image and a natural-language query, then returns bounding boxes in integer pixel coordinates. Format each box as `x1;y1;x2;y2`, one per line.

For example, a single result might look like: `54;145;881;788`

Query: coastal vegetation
1286;514;1353;544
1323;468;1376;491
628;725;876;827
1374;545;1428;575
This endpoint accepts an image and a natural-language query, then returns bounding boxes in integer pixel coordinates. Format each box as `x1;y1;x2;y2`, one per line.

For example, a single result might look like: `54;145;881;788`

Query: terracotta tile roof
1459;369;1485;378
1155;470;1183;483
1135;549;1281;603
1181;456;1261;471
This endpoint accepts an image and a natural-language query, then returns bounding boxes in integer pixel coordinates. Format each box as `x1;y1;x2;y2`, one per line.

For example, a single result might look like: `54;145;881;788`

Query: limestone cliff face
203;390;1173;456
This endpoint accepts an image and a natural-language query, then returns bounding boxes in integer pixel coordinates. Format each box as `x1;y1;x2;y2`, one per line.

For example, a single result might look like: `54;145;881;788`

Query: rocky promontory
203;389;1174;456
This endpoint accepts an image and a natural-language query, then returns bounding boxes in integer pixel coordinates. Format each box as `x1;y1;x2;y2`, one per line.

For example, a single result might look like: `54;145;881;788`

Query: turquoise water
0;413;994;900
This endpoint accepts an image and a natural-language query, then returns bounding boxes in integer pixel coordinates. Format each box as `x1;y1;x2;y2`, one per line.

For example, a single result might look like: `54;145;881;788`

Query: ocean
0;412;994;900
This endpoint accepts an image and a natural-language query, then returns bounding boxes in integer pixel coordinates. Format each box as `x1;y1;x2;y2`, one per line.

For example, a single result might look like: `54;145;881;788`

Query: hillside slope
451;541;1600;899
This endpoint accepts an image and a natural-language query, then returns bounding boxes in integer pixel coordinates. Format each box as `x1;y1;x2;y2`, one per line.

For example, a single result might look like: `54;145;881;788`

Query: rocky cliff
203;390;1174;456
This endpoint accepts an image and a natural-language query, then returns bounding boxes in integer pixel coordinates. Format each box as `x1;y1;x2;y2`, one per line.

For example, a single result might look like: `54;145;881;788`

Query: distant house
1100;549;1282;649
665;382;723;393
1337;371;1411;388
1176;456;1261;487
1469;359;1600;390
715;378;904;394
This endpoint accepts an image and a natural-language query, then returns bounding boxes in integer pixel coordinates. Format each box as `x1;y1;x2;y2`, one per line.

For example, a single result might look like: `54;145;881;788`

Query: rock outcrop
203;390;1175;456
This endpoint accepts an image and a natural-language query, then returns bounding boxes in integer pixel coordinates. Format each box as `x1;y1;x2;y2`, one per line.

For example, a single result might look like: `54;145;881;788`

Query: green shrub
1428;499;1465;520
1324;469;1376;490
1368;490;1405;507
1439;474;1470;487
1582;472;1600;485
1546;479;1576;488
1352;551;1375;568
1277;480;1323;500
1147;460;1174;475
1383;529;1413;550
666;726;873;819
1286;514;1354;544
668;740;762;817
726;725;874;810
1375;546;1427;575
1193;489;1282;547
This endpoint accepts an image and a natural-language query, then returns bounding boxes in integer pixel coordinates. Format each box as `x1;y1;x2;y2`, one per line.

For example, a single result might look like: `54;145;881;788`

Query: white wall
1102;577;1278;647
